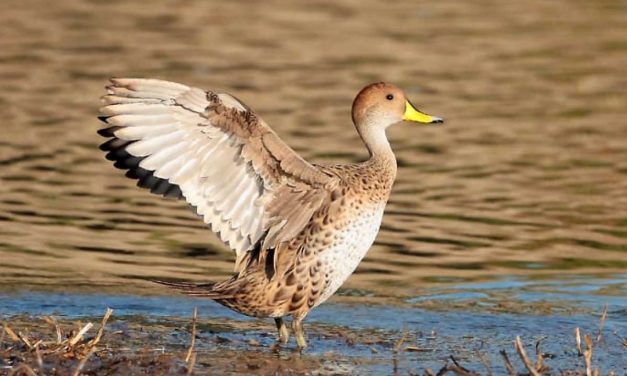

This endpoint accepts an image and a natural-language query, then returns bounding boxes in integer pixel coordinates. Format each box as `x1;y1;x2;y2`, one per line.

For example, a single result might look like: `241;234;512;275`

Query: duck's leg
275;318;290;344
291;314;308;349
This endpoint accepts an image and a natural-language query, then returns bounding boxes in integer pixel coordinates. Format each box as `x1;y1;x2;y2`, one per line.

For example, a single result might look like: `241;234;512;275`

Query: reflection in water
0;0;626;298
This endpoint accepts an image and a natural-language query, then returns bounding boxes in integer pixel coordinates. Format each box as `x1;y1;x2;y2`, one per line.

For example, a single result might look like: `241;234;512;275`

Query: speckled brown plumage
97;78;442;348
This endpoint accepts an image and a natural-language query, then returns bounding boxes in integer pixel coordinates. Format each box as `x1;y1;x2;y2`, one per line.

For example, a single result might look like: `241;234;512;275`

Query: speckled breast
314;203;386;306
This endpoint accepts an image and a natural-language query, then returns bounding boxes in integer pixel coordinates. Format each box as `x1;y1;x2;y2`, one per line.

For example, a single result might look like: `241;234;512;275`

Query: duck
98;78;443;348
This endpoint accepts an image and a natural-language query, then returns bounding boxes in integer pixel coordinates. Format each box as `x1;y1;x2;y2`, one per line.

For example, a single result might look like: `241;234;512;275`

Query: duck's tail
150;279;235;299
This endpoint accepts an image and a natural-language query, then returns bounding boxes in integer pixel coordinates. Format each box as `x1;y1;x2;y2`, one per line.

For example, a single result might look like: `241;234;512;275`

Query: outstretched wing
98;78;338;269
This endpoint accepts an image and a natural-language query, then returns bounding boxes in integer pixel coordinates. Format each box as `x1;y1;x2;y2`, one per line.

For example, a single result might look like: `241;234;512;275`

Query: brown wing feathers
98;78;339;269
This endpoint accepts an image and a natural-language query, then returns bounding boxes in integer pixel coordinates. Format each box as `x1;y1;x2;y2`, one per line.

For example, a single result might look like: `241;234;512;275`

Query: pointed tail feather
150;279;234;299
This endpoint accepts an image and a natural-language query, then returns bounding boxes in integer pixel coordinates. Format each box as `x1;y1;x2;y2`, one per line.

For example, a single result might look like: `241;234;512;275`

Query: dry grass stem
68;322;94;347
575;327;583;356
393;331;408;353
596;304;607;343
186;307;198;364
4;325;20;342
499;350;518;376
431;357;479;376
186;351;197;376
449;356;478;376
89;307;113;348
404;346;433;352
583;334;593;376
17;332;33;350
474;349;493;376
514;336;540;376
44;316;63;344
534;339;545;373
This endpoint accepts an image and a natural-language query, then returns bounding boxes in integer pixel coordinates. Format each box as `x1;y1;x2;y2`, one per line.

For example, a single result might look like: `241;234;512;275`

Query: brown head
351;82;443;132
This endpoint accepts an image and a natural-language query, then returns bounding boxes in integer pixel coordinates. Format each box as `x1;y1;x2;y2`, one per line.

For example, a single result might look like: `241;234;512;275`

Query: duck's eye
386;94;394;100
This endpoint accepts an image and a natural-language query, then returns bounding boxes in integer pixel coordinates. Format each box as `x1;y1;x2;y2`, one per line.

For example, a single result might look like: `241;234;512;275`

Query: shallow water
1;276;625;373
0;0;626;373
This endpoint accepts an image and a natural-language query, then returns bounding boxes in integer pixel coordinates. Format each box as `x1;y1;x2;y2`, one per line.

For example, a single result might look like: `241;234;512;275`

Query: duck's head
351;82;443;131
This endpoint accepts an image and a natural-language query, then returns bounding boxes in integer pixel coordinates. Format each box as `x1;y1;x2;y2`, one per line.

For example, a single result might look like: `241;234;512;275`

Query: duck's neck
359;124;397;174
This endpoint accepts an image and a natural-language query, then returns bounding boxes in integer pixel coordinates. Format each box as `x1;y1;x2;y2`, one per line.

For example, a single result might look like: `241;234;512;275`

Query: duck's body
98;78;441;347
209;159;396;319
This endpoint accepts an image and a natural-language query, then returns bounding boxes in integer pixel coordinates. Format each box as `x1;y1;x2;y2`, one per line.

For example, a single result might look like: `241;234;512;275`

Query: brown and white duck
98;78;443;348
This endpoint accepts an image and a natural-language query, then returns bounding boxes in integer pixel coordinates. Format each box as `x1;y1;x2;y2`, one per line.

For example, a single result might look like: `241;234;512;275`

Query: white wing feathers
98;78;337;264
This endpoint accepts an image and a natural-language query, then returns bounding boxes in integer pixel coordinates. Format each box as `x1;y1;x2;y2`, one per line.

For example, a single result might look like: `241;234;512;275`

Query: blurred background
0;0;625;298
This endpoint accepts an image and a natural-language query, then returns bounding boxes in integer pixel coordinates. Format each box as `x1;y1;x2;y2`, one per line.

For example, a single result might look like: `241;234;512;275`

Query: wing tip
97;127;119;139
106;77;141;91
108;77;133;86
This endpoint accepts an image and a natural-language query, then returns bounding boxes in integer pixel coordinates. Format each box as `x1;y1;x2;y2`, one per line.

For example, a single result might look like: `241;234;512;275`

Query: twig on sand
68;322;94;347
186;307;198;371
43;316;62;344
499;350;518;376
596;304;607;343
186;352;197;376
514;336;540;376
17;331;33;350
3;325;20;343
89;307;113;349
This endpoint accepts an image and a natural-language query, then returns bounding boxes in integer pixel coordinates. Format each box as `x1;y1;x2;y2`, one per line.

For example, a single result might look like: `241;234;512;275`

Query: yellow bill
403;101;443;124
